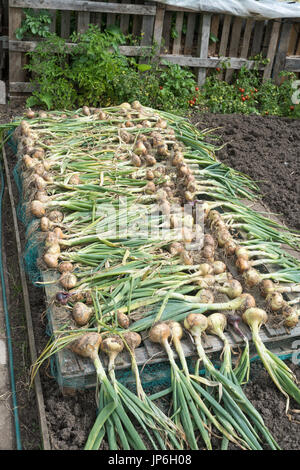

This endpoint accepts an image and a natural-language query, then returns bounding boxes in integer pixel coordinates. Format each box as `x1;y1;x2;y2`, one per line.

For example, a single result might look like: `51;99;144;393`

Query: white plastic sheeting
154;1;300;19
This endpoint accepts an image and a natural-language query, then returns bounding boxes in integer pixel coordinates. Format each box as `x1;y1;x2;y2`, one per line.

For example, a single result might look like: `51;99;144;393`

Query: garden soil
0;103;299;450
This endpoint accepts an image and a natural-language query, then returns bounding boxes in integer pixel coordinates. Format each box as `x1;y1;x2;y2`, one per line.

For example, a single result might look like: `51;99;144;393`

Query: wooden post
60;11;71;38
263;21;281;80
240;18;254;59
140;1;155;47
208;14;219;57
225;16;243;82
77;11;90;34
172;11;184;55
250;20;265;57
153;3;165;53
9;5;25;100
273;21;292;84
183;12;196;55
197;13;211;86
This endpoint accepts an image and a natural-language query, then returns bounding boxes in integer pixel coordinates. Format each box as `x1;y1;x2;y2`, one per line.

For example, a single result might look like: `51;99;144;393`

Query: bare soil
1;103;299;450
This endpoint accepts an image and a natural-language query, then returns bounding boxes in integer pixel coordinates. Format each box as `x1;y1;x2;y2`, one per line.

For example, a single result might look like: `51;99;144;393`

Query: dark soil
190;113;300;231
0;103;299;450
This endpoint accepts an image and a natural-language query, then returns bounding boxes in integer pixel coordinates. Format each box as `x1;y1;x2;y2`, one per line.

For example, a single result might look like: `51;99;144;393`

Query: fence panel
3;1;300;101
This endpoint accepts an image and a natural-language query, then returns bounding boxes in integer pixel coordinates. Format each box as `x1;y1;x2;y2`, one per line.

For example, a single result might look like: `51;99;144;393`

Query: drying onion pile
6;102;299;450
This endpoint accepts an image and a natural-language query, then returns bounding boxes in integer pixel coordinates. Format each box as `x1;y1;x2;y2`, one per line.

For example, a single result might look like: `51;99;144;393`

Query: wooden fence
1;0;300;101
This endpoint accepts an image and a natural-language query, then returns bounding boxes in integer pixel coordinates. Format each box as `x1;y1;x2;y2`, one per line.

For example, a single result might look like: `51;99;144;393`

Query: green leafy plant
15;9;52;40
25;25;199;113
193;57;300;118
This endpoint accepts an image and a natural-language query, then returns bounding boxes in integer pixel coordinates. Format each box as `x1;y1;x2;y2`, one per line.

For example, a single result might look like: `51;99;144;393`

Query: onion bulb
82;106;90;116
72;302;93;326
149;322;171;344
117;312;130;329
30;200;45;218
70;332;102;361
266;292;285;312
184;313;208;336
60;273;77;290
122;331;141;351
282;306;299;329
58;262;74;274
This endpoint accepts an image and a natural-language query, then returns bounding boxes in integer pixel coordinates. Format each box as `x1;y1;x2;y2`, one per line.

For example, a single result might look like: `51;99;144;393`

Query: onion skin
238;293;256;312
31;200;45;218
184;313;208;335
212;261;226;275
266;292;284;312
60;273;77;290
58;262;74;274
70;332;102;360
242;308;268;330
122;331;141;351
40;217;51;232
117;312;130;329
207;313;227;336
260;280;274;298
101;335;124;357
282;306;299;329
149;322;171;344
72;302;93;326
197;289;214;304
43;253;59;268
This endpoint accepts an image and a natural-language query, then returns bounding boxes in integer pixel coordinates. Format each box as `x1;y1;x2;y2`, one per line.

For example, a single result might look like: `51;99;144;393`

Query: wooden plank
60;10;71;38
172;11;184;55
261;20;273;58
287;24;298;56
9;81;34;92
196;13;211;86
161;10;172;53
183;12;196;55
152;4;165;53
49;10;57;34
263;21;281;80
140;1;155;47
2;144;51;450
90;11;102;30
159;55;265;69
296;35;300;56
225;16;243;82
208;14;219;57
285;56;300;72
9;6;24;97
9;0;156;15
218;14;231;57
77;11;90;34
240;18;254;58
273;22;292;84
8;40;153;56
250;20;265;57
106;0;117;28
119;0;130;35
132;0;143;37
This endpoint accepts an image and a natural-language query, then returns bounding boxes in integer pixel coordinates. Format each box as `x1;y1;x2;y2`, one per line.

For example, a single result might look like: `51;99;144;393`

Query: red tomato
195;87;199;91
216;67;221;72
240;88;245;93
159;86;163;90
245;95;249;100
290;105;295;111
242;96;246;102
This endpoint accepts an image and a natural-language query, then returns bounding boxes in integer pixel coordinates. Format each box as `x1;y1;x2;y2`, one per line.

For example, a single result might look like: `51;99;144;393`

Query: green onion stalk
101;335;182;450
205;313;280;450
242;308;300;413
149;322;248;450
